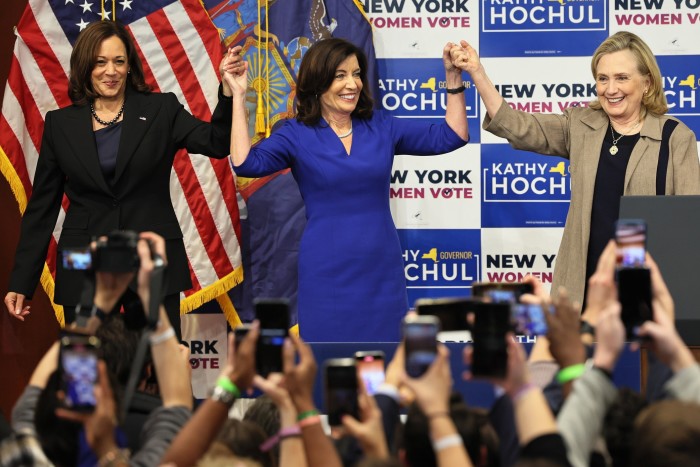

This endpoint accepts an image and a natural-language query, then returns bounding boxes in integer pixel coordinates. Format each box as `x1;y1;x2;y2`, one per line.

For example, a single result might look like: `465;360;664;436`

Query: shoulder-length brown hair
68;21;151;105
296;38;374;125
589;31;667;119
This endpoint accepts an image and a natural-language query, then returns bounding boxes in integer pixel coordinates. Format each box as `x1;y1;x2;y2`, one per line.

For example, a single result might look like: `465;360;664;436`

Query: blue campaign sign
377;58;481;141
657;55;700;138
481;144;571;227
397;229;482;306
479;0;609;57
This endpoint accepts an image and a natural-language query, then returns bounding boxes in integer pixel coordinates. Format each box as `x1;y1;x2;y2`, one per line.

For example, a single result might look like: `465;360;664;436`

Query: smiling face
319;54;362;120
91;35;128;102
595;49;650;124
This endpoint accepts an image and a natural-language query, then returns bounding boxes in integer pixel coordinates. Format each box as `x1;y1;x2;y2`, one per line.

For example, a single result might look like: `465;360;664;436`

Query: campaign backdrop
196;0;700;352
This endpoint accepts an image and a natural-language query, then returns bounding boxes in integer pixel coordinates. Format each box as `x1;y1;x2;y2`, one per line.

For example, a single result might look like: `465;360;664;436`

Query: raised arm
443;42;468;141
451;41;504;121
221;48;252;167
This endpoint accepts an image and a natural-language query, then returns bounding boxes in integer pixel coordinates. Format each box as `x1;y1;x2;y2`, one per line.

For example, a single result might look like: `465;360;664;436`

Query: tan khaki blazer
484;101;700;305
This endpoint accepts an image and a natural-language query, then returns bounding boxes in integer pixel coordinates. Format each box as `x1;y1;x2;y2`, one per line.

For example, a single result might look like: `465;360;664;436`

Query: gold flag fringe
180;264;244;314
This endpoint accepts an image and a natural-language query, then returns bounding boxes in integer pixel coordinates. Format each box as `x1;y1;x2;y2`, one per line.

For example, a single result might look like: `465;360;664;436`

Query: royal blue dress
234;110;467;342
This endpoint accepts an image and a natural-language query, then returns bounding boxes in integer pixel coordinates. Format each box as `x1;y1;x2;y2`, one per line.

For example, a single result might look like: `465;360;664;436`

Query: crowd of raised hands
2;232;700;467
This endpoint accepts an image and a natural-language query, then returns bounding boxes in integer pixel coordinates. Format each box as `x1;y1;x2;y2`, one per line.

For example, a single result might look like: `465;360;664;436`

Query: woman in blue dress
223;38;469;342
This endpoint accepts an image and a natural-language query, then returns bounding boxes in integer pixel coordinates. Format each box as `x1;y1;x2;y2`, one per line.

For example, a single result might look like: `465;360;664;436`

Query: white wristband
149;327;175;345
432;434;463;452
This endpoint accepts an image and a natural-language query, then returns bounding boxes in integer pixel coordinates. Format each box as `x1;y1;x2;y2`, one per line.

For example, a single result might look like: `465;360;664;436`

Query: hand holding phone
615;219;652;339
403;316;439;378
615;219;647;268
59;334;101;412
324;358;360;426
354;351;385;396
471;302;510;378
254;298;290;377
472;282;534;303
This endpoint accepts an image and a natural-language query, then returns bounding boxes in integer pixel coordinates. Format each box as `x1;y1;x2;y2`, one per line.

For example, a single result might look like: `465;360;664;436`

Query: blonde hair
589;31;667;118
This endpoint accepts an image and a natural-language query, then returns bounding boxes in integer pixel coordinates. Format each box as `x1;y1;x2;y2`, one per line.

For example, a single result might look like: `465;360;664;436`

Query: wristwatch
211;384;236;407
580;320;596;336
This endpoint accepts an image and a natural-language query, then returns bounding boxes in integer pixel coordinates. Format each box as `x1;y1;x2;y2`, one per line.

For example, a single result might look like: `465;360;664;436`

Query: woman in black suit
4;21;239;337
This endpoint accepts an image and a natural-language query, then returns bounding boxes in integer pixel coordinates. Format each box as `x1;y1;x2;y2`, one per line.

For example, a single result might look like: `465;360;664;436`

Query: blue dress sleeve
232;120;296;177
386;112;468;155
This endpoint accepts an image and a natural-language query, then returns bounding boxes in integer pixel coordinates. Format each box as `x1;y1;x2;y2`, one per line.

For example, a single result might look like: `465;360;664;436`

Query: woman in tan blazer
452;31;700;306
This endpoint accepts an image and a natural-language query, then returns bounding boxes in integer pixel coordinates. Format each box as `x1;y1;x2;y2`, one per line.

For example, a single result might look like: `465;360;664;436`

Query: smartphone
354;351;385;396
471;302;511;378
617;267;653;340
511;303;549;336
324;358;360;426
403;316;440;378
233;323;252;350
472;282;534;303
59;334;101;412
60;247;92;270
415;297;476;332
254;298;290;377
615;219;647;268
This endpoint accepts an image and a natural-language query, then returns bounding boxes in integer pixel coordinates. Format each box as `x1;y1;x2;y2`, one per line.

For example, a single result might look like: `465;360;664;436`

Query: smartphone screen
415;297;476;332
59;335;100;412
324;358;359;426
61;247;92;270
403;316;439;378
617;267;652;340
354;351;385;396
471;302;510;378
255;298;289;377
615;219;647;268
472;282;534;303
511;303;549;336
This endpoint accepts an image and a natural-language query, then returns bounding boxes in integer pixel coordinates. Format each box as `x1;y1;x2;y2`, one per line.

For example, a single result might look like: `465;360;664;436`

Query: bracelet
445;85;466;94
297;409;320;421
98;448;130;467
149;327;175;346
216;376;241;398
580;320;596;336
259;424;302;452
556;363;587;384
432;434;463;452
510;383;537;402
298;415;322;428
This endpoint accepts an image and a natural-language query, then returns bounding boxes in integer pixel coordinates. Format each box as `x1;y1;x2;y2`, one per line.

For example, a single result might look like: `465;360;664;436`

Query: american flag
0;0;243;324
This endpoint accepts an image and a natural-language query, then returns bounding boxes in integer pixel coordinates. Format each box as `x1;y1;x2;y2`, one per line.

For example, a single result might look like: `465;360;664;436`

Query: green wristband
556;363;586;384
297;409;320;421
216;376;241;398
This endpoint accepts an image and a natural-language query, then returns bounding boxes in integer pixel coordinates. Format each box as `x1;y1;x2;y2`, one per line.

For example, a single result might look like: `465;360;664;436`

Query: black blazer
9;85;232;306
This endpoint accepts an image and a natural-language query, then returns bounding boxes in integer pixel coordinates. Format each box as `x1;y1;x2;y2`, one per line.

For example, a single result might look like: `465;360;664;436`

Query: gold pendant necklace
609;120;640;155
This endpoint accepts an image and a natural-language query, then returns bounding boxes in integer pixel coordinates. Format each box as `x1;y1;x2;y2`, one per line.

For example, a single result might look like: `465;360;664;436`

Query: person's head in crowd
295;37;374;125
399;392;500;467
68;20;150;105
242;394;280;439
33;371;80;467
603;387;648;467
95;313;145;385
631;399;700;467
588;30;666;121
198;419;274;467
242;394;280;462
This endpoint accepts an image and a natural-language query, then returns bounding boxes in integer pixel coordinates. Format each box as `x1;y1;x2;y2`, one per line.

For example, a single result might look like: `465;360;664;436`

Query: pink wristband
260;424;302;452
298;415;322;428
